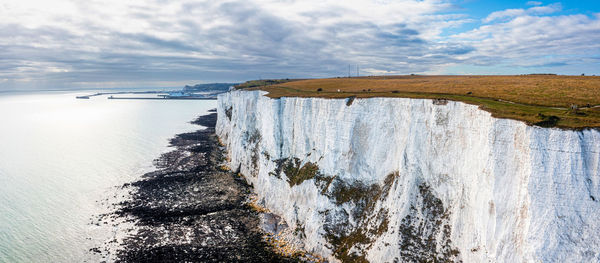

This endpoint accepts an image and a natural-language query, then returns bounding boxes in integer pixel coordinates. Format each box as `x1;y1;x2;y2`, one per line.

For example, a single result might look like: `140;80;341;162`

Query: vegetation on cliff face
267;160;397;261
318;172;399;262
266;161;462;262
398;183;460;262
243;129;262;177
269;157;321;187
238;75;600;129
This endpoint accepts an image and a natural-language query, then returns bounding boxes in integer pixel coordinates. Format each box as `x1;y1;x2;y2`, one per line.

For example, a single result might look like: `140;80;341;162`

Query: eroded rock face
216;90;600;263
397;183;459;263
260;213;289;235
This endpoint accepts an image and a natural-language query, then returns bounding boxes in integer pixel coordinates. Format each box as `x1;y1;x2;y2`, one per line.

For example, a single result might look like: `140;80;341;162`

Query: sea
0;90;216;262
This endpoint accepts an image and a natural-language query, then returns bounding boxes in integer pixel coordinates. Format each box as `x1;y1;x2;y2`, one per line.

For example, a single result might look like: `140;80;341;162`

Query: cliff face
216;90;600;262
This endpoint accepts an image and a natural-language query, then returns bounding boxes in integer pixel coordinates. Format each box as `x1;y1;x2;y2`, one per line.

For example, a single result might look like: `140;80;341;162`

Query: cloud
1;0;479;89
483;3;561;23
0;0;598;89
526;1;543;6
454;10;600;73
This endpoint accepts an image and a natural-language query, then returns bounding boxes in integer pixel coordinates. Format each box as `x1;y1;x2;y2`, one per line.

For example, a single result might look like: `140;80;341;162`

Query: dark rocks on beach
106;111;298;262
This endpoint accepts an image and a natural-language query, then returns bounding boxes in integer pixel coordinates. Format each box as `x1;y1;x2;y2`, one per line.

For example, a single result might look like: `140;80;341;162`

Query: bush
346;96;356;106
535;114;560;127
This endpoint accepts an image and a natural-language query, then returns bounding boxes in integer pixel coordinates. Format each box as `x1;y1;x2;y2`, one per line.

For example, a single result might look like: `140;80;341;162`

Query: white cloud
483;3;561;23
1;0;475;89
526;1;543;6
454;12;600;69
0;0;598;89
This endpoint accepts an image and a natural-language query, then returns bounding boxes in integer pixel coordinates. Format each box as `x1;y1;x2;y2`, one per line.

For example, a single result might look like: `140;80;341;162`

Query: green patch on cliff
269;157;321;187
322;172;399;262
328;172;398;208
267;162;408;262
314;174;336;194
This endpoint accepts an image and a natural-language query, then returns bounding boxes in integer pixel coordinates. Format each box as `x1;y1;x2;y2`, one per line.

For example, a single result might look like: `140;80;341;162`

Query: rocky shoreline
94;111;299;262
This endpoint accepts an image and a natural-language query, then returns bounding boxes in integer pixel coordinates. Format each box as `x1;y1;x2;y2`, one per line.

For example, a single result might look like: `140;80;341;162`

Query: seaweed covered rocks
100;112;297;262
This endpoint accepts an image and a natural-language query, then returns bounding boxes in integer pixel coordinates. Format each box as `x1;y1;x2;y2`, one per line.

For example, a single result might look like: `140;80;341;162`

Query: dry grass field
238;75;600;129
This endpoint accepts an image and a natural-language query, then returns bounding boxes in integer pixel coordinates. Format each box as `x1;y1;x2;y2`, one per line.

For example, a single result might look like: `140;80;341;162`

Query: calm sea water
0;91;216;262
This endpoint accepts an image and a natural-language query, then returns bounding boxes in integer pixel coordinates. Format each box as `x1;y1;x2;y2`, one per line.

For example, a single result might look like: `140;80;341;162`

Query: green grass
234;79;299;89
238;76;600;129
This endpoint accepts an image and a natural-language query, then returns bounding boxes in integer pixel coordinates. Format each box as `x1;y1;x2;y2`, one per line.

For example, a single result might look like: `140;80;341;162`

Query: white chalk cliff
216;90;600;262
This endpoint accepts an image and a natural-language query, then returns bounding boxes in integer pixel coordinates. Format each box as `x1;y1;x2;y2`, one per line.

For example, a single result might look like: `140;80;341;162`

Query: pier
76;90;221;100
107;96;216;100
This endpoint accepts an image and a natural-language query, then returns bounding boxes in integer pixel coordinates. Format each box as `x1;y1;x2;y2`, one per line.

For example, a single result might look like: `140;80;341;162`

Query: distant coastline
75;83;237;100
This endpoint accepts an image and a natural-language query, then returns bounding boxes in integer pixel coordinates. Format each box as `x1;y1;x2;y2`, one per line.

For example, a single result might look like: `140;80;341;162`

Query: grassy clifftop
237;75;600;129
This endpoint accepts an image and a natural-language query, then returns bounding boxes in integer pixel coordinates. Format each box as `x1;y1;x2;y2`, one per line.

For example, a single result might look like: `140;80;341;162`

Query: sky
1;0;599;90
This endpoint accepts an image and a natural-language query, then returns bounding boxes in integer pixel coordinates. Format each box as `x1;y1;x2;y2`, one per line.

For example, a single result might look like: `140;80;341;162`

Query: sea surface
0;90;216;262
